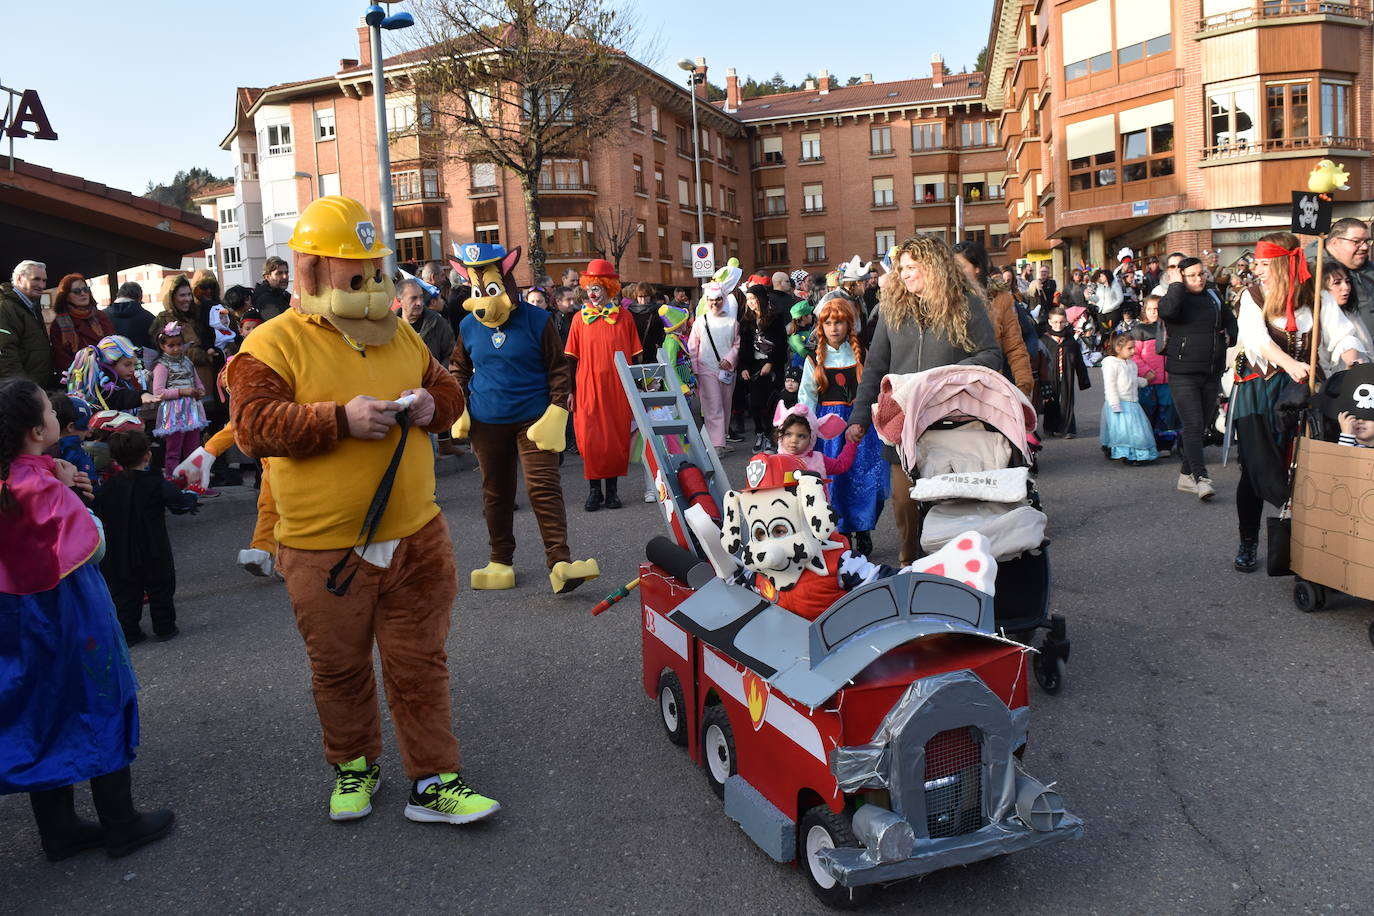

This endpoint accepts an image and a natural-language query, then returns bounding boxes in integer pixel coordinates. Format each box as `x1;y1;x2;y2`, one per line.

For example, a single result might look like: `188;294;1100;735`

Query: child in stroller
873;364;1071;691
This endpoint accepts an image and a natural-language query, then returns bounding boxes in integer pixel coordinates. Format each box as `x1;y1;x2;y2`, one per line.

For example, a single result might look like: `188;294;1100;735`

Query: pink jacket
688;313;739;374
1132;337;1167;385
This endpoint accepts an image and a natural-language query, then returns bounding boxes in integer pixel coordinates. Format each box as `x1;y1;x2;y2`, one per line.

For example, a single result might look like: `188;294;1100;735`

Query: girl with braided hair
0;377;174;861
799;297;889;558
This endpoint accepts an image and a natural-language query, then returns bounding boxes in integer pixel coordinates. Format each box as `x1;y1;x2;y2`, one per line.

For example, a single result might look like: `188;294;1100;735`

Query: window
986;171;1006;199
418;100;434;129
802;183;824;212
914;174;947;203
467;90;493;121
870;126;892;154
539;159;589;190
805;234;826;263
314;108;336;140
524;87;571;122
800;131;821;161
632;155;645;194
393;170;421;201
676;125;690;156
655;168;666;199
240;151;258;179
920;227;949;243
723;186;738;217
962;173;986;201
650;104;660;132
1267;81;1309;142
263;123;292;156
269;179;297;218
960;120;997;147
1115;0;1171;65
222;246;242;270
678;177;691;206
320;173;340;198
423;168;439;198
218;207;237;229
872;177;895;207
1119;100;1175;181
476;223;500;246
912;122;944;150
703;181;714;210
990;223;1010;250
386;97;416;133
471;161;497;191
763;187;786;215
1062;0;1112;80
207;251;216;271
1321;81;1350;138
760;135;783;164
762;238;788;265
637;222;649;256
682;234;693;265
701;127;711;156
396;234;426;263
541;220;589;256
1208;87;1258;151
1066;114;1117;191
629;95;641;127
875;229;896;259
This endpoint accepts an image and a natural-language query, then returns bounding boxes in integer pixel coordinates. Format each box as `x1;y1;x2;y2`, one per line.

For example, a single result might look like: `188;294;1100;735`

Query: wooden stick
1308;235;1325;394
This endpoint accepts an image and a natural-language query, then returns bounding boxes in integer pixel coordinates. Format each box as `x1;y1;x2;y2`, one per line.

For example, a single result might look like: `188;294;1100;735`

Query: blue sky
6;0;992;195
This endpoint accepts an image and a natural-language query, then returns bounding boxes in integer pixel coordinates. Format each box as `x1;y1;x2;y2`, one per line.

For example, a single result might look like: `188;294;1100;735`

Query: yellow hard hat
287;195;392;259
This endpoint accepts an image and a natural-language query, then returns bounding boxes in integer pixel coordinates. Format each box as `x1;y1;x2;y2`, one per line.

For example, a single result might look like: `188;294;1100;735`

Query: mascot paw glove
526;404;569;452
908;531;998;596
451;410;471;440
172;446;215;491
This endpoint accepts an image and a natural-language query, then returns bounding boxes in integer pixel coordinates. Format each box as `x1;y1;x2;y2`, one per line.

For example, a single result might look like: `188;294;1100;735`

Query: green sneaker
404;773;501;824
329;756;381;821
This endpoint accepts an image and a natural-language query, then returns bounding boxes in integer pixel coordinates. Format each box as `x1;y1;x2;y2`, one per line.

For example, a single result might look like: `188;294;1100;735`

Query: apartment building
988;0;1374;274
720;60;1010;270
212;26;752;289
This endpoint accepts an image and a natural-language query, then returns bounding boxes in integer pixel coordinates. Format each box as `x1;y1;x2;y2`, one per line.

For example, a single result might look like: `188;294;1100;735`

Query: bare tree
408;0;655;281
592;206;638;274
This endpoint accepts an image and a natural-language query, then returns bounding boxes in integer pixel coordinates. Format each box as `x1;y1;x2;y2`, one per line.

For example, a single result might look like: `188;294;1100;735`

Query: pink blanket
873;365;1036;471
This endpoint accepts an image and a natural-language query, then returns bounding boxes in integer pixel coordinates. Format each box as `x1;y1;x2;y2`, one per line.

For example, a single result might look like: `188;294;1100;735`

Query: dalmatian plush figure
721;452;999;621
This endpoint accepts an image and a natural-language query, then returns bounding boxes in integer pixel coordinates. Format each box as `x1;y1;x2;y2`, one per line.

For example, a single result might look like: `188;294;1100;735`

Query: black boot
90;767;174;858
29;785;104;862
584;480;604;512
603;478;623;510
854;531;874;558
1234;538;1259;573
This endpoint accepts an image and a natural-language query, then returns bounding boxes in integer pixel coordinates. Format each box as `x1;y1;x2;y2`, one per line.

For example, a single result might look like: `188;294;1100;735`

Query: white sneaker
1195;477;1215;500
1177;473;1197;494
238;548;275;578
644;491;656;503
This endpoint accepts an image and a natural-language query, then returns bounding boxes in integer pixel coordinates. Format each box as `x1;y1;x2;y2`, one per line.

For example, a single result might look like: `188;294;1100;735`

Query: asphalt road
4;377;1372;914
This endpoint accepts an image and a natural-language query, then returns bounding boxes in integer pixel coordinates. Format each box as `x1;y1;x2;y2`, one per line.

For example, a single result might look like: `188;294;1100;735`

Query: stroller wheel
1034;654;1066;694
1293;580;1326;613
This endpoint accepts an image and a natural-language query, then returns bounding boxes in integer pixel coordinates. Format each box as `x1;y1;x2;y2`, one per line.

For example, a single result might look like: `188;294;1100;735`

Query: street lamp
292;171;318;202
365;2;415;278
677;57;706;249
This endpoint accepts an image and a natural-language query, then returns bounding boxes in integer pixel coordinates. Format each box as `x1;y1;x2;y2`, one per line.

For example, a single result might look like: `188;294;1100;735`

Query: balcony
1200;135;1369;162
800;206;826;215
468;185;499;197
634;182;649;197
753;154;785;170
536;180;598;195
652;129;666;142
756;207;788;219
799;155;825;165
1198;0;1370;32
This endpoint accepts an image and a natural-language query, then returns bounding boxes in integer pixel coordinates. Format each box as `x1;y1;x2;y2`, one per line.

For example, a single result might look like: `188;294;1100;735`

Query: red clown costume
564;259;641;510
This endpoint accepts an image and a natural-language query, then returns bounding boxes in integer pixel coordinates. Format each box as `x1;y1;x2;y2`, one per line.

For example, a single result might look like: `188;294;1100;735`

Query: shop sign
1;85;58;140
1211;208;1287;230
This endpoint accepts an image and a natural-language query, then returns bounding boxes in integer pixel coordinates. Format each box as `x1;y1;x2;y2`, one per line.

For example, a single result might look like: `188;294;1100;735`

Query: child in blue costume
799;298;889;558
0;378;173;861
50;393;100;495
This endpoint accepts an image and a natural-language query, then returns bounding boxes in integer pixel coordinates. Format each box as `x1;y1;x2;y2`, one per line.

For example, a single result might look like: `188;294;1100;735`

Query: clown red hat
741;452;810;492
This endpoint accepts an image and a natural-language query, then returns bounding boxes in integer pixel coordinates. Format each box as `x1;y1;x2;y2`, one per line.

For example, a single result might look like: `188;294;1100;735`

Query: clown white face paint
586;283;606;306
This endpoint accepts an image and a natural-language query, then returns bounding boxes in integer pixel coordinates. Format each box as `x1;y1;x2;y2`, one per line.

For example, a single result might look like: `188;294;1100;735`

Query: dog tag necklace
491;330;506;349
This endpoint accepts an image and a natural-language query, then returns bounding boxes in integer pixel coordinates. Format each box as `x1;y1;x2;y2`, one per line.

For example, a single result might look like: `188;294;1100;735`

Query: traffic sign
692;242;715;278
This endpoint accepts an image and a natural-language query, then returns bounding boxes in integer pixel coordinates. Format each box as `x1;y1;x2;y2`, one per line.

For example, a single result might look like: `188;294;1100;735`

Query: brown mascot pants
469;416;571;569
277;513;461;780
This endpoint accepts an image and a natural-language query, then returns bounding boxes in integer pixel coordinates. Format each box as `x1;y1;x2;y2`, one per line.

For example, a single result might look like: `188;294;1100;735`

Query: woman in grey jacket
846;235;1003;564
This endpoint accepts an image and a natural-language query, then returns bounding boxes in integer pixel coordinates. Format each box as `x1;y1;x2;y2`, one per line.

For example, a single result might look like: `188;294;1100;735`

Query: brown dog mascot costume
228;196;499;825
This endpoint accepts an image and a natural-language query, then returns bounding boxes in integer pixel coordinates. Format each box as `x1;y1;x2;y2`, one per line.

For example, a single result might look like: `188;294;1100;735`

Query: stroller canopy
873;365;1036;471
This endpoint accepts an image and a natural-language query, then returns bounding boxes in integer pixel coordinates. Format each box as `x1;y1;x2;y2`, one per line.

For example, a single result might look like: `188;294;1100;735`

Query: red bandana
1254;239;1311;332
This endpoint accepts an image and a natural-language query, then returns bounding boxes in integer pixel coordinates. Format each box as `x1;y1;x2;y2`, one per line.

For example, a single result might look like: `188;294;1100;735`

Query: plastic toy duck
1308;159;1350;195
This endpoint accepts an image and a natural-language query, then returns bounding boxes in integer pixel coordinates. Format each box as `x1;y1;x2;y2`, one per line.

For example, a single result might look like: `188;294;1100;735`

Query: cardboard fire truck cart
613;354;1083;907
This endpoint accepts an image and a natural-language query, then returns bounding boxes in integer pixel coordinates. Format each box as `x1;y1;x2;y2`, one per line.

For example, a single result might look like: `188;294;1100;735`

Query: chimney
694;57;709;101
803;78;816;92
818;68;832;94
860;73;874;85
357;21;371;69
339;58;359;70
931;53;945;87
725;67;740;112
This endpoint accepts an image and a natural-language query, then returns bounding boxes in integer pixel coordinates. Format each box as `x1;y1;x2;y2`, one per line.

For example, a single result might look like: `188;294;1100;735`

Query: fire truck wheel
799;805;872;908
657;670;688;747
701;705;736;799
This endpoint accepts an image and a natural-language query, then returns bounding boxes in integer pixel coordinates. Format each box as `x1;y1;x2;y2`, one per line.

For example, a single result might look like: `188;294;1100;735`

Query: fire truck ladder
614;350;730;558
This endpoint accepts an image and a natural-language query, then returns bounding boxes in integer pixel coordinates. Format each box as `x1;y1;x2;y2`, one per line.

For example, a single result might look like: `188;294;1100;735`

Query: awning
1024;250;1055;262
0;157;216;280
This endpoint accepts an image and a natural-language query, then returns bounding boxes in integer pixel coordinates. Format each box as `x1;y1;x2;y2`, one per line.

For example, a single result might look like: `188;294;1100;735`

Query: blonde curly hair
878;235;980;351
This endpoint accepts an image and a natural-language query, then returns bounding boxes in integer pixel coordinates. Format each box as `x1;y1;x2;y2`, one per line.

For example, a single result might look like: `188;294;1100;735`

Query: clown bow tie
582;303;620;324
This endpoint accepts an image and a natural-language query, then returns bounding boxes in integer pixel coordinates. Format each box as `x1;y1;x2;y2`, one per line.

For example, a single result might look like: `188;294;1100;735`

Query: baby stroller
873;365;1071;692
